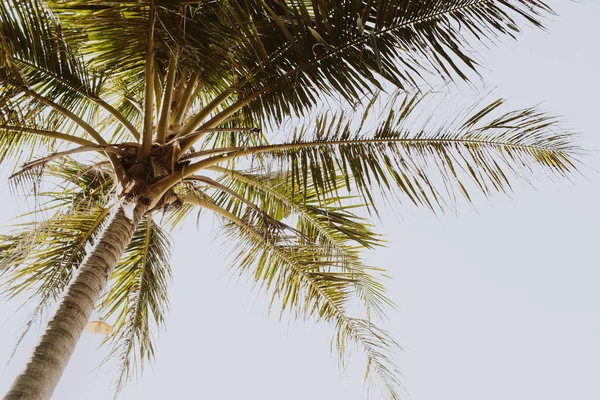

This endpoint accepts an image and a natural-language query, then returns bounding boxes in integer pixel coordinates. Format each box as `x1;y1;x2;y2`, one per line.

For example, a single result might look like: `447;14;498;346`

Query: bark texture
4;202;147;400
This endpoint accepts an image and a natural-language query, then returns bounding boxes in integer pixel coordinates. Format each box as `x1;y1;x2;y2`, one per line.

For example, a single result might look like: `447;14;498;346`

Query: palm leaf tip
340;318;404;400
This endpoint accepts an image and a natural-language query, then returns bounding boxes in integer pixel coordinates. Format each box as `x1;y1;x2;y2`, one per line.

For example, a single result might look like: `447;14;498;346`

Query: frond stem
138;0;157;161
18;86;107;145
154;68;163;123
170;127;259;143
173;89;234;139
10;144;127;180
176;89;263;153
15;86;125;182
171;71;200;126
185;175;261;213
96;99;141;141
182;135;573;162
12;58;140;141
157;49;179;143
179;194;242;224
0;125;96;147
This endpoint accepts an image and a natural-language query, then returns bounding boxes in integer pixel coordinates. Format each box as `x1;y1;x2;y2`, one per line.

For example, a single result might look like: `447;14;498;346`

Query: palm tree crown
0;1;579;399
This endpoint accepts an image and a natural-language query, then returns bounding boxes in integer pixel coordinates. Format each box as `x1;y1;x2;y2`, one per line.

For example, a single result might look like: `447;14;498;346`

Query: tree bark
4;202;147;400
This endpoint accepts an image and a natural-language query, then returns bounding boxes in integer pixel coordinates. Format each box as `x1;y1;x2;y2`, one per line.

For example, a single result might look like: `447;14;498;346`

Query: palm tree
0;1;579;399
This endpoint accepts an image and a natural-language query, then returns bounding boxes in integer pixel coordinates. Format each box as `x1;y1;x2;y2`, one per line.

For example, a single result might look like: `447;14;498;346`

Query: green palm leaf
0;205;111;314
178;169;391;313
0;0;107;140
185;94;578;212
180;193;402;399
99;215;172;394
0;157;116;307
43;1;557;126
214;167;380;245
0;0;90;88
44;158;116;208
201;0;555;122
204;167;391;315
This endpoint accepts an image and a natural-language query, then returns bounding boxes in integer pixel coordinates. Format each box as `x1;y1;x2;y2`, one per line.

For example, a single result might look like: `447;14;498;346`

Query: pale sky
1;2;599;399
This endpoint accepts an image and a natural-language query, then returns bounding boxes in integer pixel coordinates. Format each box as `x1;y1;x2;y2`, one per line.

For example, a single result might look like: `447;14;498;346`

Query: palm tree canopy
0;1;580;398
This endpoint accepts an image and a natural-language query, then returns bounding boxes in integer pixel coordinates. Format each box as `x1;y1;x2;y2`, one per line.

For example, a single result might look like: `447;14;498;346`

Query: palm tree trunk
4;202;147;400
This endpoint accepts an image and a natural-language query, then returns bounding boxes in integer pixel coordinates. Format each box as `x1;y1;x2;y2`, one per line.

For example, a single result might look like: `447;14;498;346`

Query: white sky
1;2;599;399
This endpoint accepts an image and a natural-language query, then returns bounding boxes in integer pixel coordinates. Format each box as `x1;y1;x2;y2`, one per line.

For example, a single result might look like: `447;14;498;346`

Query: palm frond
105;75;147;141
3;207;131;374
208;167;390;313
8;144;125;190
180;193;402;399
43;158;116;208
44;1;237;91
0;205;111;314
0;0;109;142
0;86;84;166
0;157;117;359
5;157;116;217
188;94;578;213
208;0;555;123
99;215;172;395
179;169;392;316
0;124;54;168
0;0;91;90
44;1;149;78
43;0;556;127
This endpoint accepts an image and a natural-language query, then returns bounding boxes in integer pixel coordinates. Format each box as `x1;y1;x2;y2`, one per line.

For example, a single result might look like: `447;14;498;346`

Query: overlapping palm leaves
35;0;556;129
0;0;581;398
0;160;172;393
